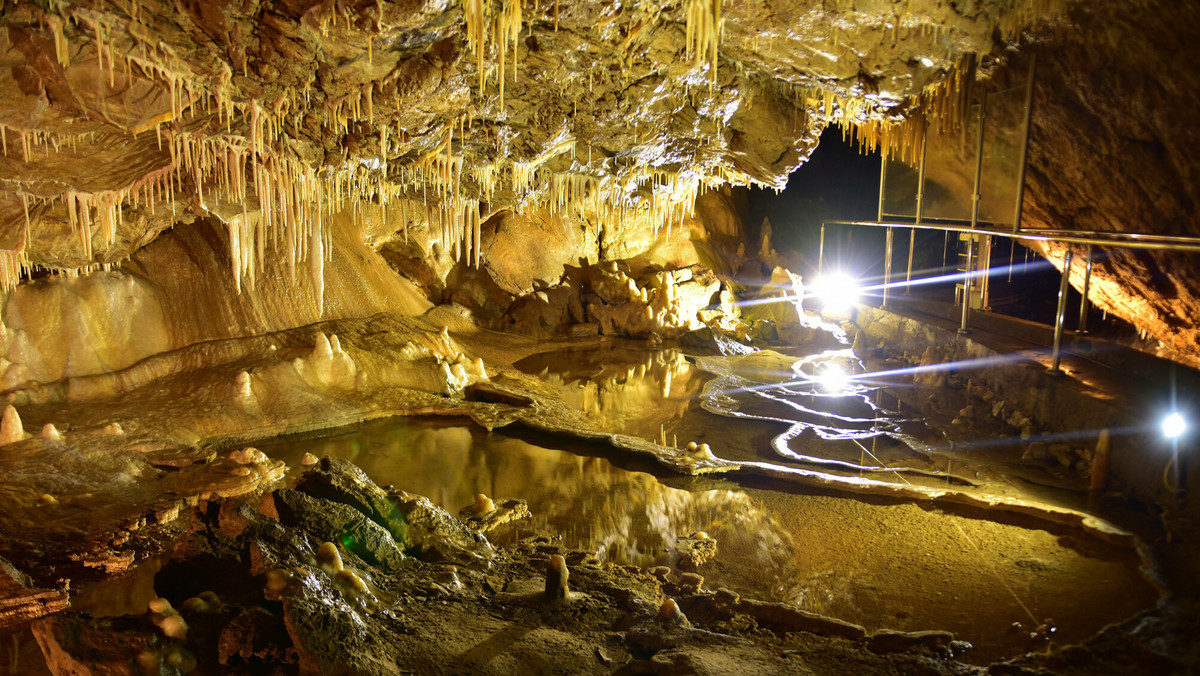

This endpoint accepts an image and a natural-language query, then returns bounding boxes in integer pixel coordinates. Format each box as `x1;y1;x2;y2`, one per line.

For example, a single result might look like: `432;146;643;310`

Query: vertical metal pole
1077;244;1093;335
1008;238;1015;281
960;91;988;335
1047;247;1074;375
883;229;894;308
818;224;826;276
905;229;915;294
877;152;887;223
958;236;973;334
1013;53;1037;234
907;123;928;296
980;235;992;310
970;93;988;232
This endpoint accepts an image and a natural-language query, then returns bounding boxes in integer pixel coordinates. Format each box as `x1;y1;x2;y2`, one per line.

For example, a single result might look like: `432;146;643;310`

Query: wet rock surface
14;459;1004;675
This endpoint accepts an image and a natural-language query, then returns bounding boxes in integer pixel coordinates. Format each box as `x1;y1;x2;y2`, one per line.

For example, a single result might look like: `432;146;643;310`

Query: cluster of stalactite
0;0;1062;304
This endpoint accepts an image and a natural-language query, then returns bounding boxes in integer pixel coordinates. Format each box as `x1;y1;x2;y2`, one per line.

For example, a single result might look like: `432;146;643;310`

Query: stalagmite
41;424;62;441
659;598;689;625
313;333;333;361
472;493;495;514
0;405;24;444
440;361;457;393
317;542;344;574
545;554;570;601
1091;429;1111;492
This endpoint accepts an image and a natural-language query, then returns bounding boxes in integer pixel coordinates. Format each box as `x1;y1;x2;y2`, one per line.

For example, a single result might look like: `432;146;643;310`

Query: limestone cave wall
1019;0;1200;363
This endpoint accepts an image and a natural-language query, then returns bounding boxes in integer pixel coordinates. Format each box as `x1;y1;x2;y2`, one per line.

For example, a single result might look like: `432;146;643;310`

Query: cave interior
0;0;1199;674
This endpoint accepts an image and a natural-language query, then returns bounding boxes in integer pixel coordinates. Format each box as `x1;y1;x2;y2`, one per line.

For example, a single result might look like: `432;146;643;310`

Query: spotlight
814;363;850;393
812;273;860;313
1163;412;1187;439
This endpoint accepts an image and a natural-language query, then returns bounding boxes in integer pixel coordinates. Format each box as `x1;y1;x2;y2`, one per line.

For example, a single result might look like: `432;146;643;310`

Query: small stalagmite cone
236;371;253;397
157;612;189;640
1090;428;1111;492
198;591;222;610
659;598;689;625
317;541;344;573
473;493;495;513
545;554;570;601
41;423;62;441
0;405;23;444
316;542;345;573
313;332;332;360
180;597;209;614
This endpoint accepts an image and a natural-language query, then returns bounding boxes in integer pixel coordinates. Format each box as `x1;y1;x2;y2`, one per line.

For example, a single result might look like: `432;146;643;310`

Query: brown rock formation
1018;0;1200;363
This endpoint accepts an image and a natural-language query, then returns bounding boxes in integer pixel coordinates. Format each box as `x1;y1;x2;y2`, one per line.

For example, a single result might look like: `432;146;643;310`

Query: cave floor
0;304;1197;674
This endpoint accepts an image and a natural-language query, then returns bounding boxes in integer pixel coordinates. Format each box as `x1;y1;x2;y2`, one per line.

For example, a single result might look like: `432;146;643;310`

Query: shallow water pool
258;415;1159;664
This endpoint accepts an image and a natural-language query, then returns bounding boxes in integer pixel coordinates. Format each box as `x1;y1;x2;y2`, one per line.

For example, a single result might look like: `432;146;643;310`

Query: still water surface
261;412;1157;664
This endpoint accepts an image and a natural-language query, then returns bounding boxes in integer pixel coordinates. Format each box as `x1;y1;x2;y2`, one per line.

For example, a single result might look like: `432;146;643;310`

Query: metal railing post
1077;244;1093;334
883;229;894;308
960;90;988;335
959;236;973;334
905;229;915;295
907;122;927;296
818;224;825;276
980;235;992;310
877;152;887;223
1048;247;1074;375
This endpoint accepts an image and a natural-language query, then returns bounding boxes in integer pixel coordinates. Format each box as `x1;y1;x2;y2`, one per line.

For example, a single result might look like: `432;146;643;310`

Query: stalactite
47;14;70;67
689;0;723;85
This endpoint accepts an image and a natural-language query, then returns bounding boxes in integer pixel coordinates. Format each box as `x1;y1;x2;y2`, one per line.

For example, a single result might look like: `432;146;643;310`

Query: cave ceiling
0;0;1052;278
2;0;1198;364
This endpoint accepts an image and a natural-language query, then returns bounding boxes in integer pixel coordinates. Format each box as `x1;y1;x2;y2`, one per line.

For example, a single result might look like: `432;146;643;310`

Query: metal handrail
820;220;1200;253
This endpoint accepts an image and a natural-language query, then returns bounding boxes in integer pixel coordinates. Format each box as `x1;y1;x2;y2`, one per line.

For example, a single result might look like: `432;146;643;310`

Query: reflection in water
694;348;940;476
516;346;922;474
515;347;705;442
261;418;799;602
260;417;1159;664
701;348;899;442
